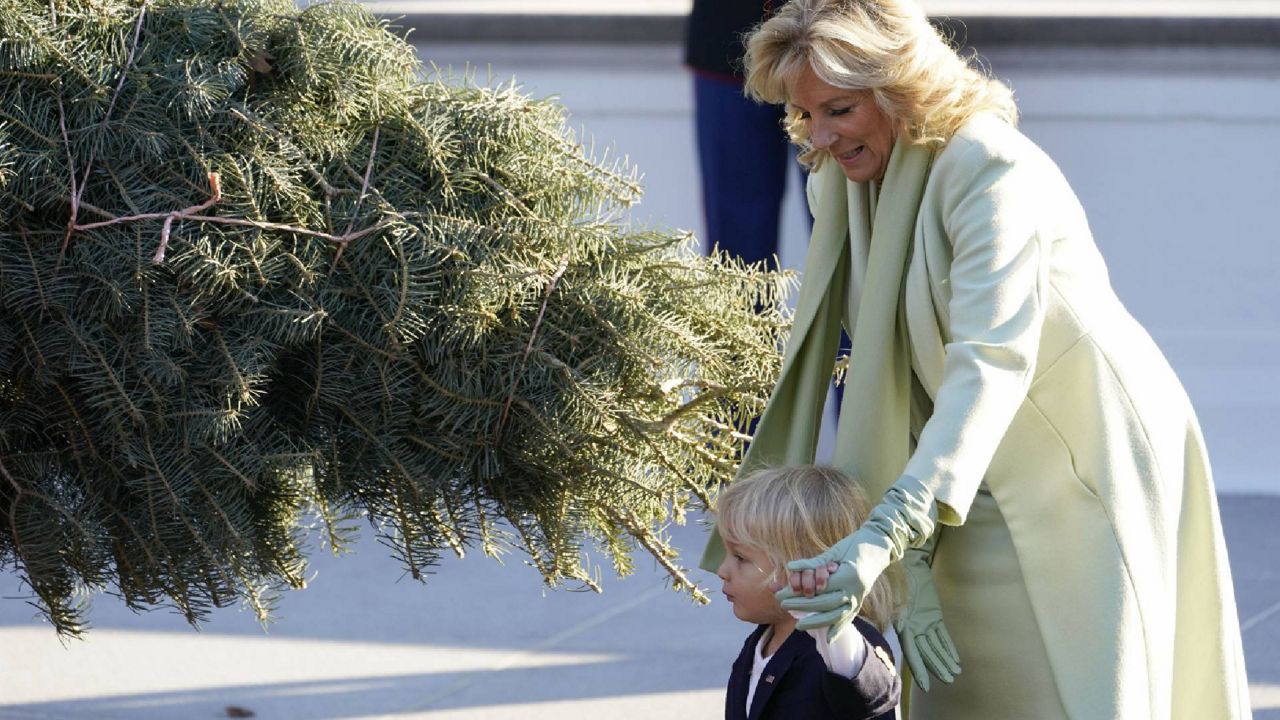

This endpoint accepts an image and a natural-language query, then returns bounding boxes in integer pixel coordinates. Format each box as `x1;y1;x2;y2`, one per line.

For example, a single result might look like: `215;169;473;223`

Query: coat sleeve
902;134;1050;525
819;620;902;719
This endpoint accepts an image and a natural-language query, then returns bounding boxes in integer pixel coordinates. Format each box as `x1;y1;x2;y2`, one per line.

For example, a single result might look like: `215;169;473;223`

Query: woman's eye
830;106;851;116
798;111;811;120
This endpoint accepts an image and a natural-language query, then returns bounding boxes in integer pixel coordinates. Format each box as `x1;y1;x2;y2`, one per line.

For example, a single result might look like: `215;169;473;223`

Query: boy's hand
787;561;839;596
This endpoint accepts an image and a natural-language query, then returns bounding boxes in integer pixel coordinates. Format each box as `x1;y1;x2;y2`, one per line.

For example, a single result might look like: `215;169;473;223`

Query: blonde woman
715;465;901;719
698;1;1252;718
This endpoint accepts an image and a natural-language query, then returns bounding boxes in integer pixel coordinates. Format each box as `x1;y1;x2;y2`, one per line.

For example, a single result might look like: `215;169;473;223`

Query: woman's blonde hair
716;464;904;631
743;0;1017;166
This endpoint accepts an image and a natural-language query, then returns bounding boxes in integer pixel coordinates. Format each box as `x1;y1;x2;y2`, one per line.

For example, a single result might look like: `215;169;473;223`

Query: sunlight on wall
1253;683;1280;710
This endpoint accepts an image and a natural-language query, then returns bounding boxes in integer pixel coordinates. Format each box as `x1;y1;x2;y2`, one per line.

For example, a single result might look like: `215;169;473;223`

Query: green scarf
700;139;934;571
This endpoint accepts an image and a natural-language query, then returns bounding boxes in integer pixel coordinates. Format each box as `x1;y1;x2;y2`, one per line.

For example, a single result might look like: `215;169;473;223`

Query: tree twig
73;2;148;210
57;97;78;256
61;1;149;257
68;172;391;263
334;125;380;266
496;255;570;437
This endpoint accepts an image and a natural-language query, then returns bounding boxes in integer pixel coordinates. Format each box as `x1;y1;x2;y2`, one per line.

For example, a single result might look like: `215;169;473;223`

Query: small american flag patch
765;675;775;684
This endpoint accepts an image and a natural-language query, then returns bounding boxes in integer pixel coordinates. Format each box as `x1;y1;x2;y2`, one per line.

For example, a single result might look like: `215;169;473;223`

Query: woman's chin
838;164;880;183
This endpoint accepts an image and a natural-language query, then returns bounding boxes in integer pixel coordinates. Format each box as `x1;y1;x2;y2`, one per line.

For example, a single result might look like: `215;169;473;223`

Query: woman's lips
836;146;865;166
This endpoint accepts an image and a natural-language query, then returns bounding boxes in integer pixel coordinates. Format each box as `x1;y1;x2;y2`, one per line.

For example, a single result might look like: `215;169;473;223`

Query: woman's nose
810;120;836;150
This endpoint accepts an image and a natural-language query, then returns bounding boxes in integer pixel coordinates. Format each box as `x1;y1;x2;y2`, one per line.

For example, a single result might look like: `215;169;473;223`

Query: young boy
715;465;901;719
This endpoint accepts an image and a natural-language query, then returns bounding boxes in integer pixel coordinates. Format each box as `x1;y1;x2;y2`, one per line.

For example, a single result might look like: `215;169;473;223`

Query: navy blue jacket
684;0;779;80
725;617;900;720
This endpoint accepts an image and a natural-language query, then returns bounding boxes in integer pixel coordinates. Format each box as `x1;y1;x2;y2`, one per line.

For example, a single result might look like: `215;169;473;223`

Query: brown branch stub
151;172;221;263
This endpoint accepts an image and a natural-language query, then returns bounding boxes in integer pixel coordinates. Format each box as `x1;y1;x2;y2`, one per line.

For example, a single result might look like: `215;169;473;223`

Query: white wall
416;40;1280;493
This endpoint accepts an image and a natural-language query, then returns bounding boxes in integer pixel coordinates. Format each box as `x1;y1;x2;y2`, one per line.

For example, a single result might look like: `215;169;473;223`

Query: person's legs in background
693;73;789;270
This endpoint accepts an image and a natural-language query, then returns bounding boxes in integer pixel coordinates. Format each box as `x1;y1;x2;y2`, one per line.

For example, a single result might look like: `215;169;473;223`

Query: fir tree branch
226;105;351;200
0;107;54;145
0;70;56;81
600;505;709;605
179;216;388;255
103;2;149;132
64;173;219;246
77;201;117;221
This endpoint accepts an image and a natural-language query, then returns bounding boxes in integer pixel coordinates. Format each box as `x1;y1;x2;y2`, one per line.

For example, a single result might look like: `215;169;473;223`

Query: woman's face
789;64;896;183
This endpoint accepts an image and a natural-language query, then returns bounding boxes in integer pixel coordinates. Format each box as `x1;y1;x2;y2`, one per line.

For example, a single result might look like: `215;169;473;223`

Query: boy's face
716;539;789;626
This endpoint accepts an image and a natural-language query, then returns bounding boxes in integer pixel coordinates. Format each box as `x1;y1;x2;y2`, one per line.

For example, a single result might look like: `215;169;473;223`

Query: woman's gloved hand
775;475;937;641
895;546;961;690
777;525;897;641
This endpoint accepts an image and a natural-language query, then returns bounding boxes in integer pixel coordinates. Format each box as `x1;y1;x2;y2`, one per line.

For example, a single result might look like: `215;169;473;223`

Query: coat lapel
747;631;803;720
726;626;764;720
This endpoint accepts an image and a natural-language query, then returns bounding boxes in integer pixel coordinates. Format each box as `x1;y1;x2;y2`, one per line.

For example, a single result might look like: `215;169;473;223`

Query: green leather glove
776;474;936;641
895;535;961;691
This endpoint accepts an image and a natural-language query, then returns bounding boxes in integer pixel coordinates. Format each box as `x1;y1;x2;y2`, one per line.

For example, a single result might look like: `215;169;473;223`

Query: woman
698;1;1253;717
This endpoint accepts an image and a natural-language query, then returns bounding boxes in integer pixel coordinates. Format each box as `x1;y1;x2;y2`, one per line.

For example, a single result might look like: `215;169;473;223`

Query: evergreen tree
0;0;790;635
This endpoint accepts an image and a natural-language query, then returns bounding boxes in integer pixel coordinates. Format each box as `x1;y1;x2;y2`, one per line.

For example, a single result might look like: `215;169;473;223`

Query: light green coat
896;114;1251;718
747;114;1250;718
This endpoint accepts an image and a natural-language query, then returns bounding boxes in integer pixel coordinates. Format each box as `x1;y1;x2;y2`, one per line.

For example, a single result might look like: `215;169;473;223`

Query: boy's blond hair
716;464;903;631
